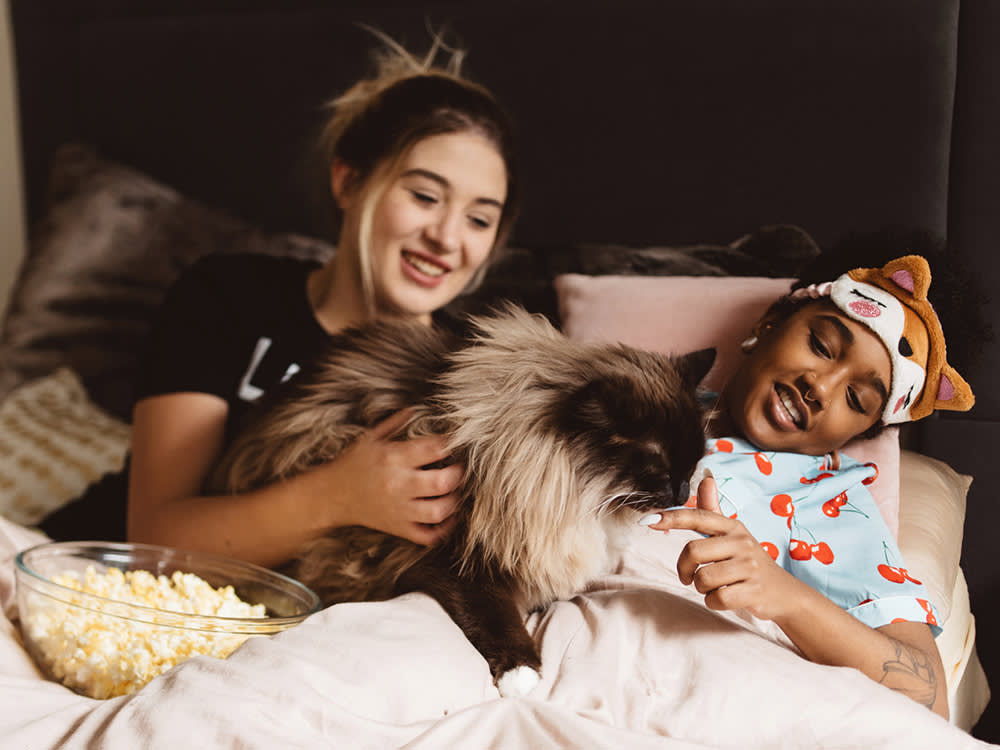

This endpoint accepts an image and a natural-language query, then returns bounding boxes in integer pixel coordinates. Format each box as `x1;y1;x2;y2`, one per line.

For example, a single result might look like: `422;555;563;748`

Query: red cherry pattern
917;598;938;626
862;462;879;485
890;600;938;628
822;491;849;517
769;493;796;530
800;472;834;485
786;538;835;565
789;539;811;561
878;564;905;583
769;493;794;518
810;542;835;565
877;564;922;585
705;446;903;591
860;597;936;627
754;452;773;475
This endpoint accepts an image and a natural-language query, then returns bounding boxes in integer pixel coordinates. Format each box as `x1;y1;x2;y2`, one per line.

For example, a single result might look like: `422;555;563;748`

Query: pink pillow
554;273;901;537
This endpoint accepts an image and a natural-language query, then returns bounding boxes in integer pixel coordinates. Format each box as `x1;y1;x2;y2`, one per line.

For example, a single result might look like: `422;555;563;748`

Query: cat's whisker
596;491;651;516
623;492;655;509
594;493;626;516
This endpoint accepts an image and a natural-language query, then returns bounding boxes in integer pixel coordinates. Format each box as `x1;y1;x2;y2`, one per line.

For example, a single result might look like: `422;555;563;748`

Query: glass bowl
15;540;321;699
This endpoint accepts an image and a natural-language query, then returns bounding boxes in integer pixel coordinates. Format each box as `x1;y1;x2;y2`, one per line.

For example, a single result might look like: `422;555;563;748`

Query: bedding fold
0;518;991;749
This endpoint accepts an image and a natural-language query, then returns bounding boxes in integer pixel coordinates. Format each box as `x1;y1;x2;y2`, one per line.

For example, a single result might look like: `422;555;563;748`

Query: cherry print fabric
695;436;941;635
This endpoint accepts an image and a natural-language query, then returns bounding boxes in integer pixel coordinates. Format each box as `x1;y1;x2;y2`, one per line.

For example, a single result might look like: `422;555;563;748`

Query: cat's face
556;348;714;514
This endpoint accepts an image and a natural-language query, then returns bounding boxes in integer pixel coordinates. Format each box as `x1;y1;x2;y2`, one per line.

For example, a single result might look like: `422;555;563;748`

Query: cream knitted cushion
0;368;130;526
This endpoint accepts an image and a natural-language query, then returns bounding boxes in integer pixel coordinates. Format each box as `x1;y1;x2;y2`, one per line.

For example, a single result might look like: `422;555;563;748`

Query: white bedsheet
0;517;993;750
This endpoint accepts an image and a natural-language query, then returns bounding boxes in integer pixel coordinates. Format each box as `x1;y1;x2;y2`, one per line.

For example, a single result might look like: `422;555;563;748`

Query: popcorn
21;565;266;699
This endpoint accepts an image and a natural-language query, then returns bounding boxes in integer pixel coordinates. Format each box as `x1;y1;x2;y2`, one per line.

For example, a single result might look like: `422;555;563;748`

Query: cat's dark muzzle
672;479;691;505
608;478;690;513
658;479;690;508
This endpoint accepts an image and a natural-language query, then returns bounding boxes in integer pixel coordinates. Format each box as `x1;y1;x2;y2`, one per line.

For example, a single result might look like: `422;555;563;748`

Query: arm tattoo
877;637;937;709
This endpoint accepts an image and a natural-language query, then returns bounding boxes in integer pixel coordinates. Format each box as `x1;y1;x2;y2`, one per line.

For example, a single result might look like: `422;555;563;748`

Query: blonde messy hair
318;29;519;316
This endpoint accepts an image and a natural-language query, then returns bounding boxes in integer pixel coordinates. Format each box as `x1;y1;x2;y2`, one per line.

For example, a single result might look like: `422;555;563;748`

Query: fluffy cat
207;304;712;696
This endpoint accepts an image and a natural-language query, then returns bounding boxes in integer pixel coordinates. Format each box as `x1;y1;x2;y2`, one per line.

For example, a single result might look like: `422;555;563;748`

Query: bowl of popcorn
14;540;321;699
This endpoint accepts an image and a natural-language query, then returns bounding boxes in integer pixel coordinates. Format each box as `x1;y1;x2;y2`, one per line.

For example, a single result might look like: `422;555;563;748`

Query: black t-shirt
42;251;468;541
138;253;331;443
41;253;329;541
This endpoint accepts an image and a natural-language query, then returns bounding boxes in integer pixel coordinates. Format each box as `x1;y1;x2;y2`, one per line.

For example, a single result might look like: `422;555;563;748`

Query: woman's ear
330;159;359;211
754;311;783;338
741;310;783;353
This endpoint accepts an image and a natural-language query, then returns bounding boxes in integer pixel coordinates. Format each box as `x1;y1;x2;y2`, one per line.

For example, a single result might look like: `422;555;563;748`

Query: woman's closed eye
846;386;867;415
409;189;495;230
809;330;832;359
410;189;439;205
468;213;493;230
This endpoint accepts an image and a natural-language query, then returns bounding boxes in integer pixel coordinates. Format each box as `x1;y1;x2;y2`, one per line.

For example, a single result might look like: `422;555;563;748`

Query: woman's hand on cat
645;476;804;622
323;409;464;545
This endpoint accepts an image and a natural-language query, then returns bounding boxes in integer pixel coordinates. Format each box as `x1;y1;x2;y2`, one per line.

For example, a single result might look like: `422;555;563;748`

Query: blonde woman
124;36;519;568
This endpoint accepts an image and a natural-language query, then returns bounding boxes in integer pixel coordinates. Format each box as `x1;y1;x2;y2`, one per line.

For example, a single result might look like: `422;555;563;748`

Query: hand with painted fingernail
640;473;802;621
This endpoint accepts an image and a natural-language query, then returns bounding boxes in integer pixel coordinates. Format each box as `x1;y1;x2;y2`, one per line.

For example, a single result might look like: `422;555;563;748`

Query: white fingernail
638;513;662;527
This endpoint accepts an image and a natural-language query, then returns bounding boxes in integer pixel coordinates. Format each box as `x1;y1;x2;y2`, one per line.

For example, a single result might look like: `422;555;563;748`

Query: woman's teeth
778;386;802;427
404;251;446;277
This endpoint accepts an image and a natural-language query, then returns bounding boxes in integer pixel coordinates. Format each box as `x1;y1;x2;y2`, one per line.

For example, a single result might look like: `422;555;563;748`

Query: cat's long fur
208;304;711;694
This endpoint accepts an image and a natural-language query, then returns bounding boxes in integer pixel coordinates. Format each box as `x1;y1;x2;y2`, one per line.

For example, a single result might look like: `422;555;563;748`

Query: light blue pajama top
693;436;941;635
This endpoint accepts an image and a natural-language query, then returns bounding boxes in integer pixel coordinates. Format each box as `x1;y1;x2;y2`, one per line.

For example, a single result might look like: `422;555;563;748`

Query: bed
0;1;997;747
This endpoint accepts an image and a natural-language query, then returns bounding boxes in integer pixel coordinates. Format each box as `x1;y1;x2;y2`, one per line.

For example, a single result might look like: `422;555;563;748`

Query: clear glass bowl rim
15;540;321;634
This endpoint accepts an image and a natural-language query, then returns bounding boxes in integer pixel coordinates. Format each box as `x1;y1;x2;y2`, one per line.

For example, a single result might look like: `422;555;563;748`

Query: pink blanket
0;518;991;749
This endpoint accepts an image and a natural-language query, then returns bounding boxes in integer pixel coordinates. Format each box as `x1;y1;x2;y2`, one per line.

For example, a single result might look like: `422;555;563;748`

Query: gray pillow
0;144;335;420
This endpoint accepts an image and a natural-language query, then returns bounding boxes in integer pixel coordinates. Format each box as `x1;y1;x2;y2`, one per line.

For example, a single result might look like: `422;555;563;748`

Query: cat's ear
677;348;716;389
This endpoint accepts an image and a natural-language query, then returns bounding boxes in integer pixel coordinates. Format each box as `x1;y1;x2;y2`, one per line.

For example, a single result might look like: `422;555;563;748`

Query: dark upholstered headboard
9;0;1000;738
10;0;962;247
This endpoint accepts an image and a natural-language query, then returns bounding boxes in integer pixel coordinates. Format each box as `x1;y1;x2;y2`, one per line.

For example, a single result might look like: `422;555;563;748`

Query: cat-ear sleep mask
790;254;974;425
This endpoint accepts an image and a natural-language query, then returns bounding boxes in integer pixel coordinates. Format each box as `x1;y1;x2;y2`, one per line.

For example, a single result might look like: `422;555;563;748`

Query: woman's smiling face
366;131;507;320
723;300;893;456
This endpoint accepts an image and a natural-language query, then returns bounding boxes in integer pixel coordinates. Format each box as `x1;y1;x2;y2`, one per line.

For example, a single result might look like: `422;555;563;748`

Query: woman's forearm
128;395;465;567
128;467;346;568
127;393;347;568
773;579;948;719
